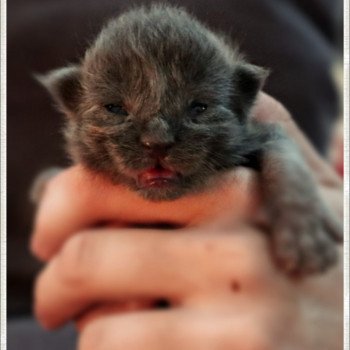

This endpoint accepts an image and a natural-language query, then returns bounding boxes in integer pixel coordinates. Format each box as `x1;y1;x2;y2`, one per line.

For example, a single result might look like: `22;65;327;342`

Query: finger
76;300;154;331
252;92;342;188
31;165;104;261
31;165;260;261
35;227;275;329
79;309;273;350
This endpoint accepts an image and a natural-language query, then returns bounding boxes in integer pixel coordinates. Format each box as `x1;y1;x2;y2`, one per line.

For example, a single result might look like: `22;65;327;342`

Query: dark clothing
8;319;76;350
8;0;342;347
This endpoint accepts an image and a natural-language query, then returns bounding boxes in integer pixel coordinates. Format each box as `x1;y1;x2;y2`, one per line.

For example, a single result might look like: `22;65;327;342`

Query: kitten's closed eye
105;104;129;116
189;101;208;117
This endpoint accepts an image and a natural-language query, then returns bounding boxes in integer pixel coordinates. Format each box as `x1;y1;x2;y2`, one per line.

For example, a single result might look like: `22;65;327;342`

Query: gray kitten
37;4;342;276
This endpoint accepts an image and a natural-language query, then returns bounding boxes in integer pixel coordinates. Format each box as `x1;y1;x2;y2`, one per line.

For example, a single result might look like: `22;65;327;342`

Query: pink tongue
138;168;178;188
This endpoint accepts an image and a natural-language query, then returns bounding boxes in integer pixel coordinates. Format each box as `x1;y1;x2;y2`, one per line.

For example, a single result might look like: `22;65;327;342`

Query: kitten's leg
256;128;342;276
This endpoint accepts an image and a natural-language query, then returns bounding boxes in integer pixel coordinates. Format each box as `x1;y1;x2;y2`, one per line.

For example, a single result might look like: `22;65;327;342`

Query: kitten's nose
141;117;175;155
141;135;175;154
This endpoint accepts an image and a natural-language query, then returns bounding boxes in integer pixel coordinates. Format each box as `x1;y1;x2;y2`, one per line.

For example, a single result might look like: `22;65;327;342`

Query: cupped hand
31;93;343;350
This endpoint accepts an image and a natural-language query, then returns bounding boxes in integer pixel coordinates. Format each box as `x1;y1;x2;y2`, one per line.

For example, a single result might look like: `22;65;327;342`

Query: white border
344;0;349;349
0;1;348;350
0;0;7;347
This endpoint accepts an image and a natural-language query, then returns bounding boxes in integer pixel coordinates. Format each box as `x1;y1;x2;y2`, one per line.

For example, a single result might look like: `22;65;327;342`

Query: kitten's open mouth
137;165;180;189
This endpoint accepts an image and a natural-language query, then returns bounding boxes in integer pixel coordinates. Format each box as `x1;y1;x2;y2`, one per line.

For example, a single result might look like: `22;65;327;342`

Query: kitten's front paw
271;206;341;276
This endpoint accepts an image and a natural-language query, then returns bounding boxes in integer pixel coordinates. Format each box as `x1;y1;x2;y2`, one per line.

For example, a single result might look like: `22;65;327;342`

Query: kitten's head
39;5;267;201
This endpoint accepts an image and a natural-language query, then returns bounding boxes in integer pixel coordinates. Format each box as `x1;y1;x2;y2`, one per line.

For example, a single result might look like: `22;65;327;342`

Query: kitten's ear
35;65;82;114
232;63;269;120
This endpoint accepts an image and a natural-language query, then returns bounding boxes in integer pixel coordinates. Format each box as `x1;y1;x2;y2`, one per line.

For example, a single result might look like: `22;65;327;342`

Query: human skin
31;93;343;350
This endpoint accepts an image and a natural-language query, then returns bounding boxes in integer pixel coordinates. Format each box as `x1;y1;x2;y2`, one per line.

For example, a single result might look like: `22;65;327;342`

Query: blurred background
8;0;343;322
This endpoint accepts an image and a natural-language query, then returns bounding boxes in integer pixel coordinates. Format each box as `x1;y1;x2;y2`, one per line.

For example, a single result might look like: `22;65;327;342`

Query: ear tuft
35;65;82;114
232;63;269;119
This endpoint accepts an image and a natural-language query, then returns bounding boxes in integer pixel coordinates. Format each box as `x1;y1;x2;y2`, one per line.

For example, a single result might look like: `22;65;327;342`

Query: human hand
34;225;342;350
31;92;343;349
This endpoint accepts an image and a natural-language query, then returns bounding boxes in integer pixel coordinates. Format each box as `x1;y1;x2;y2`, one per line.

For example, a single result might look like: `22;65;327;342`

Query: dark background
8;0;343;317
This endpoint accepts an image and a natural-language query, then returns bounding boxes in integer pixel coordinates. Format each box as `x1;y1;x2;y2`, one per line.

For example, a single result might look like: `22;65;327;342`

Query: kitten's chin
137;187;185;202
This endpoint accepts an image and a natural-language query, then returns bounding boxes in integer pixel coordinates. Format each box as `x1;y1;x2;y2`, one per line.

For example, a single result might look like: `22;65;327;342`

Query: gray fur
259;131;341;274
39;4;341;276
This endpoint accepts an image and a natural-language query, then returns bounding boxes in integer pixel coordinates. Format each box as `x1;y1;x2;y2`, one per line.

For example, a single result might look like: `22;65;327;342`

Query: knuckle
123;315;172;348
55;232;94;289
245;329;273;350
197;235;238;264
193;233;274;290
79;316;161;350
79;320;107;350
242;338;272;350
232;325;273;350
221;234;273;287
